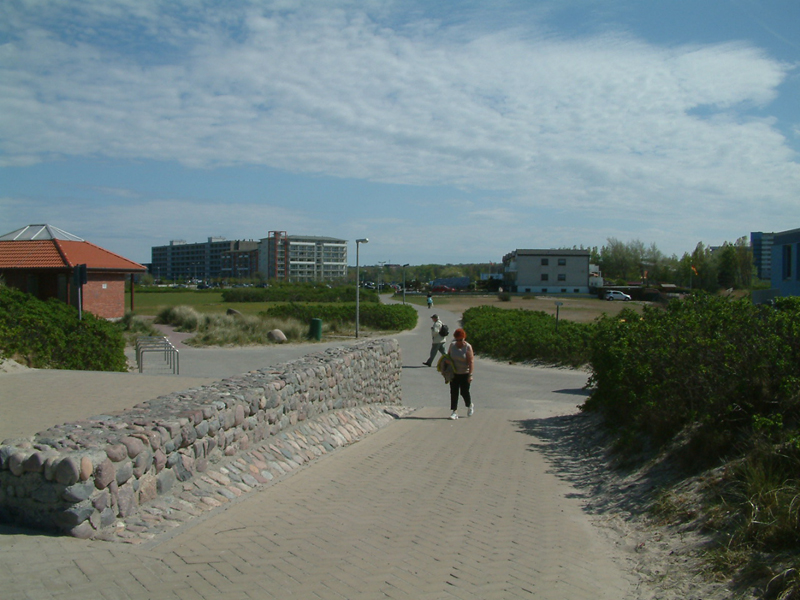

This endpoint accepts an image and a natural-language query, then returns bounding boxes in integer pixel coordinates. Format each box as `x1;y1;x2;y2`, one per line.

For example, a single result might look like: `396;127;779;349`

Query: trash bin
308;318;322;341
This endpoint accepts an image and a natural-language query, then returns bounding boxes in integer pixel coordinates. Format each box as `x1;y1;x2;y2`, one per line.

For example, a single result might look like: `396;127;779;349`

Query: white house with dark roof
502;249;591;294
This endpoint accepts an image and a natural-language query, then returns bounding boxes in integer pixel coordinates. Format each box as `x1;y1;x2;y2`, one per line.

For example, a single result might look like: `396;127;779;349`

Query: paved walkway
0;300;640;599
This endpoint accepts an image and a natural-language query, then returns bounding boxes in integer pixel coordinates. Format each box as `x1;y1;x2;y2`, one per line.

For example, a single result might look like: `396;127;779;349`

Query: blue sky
1;0;798;266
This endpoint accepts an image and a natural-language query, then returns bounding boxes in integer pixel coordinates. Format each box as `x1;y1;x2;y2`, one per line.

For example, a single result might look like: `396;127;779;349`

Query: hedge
262;302;417;331
0;286;127;371
461;305;594;367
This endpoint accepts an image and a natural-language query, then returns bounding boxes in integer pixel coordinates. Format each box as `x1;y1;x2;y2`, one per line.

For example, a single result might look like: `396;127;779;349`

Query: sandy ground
428;292;645;324
0;358;28;373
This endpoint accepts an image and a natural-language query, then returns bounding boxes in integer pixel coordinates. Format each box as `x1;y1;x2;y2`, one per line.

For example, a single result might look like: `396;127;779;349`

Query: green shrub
0;286;127;371
118;312;162;345
222;283;380;304
461;305;593;367
155;305;202;331
583;293;800;451
263;303;417;331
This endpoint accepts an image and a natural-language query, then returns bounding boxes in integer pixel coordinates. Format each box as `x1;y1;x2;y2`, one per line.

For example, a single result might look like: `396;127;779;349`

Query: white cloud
1;1;798;261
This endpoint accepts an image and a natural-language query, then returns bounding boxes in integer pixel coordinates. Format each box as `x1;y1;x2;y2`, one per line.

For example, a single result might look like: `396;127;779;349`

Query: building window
783;245;792;279
557;274;566;281
797;245;800;281
558;258;566;266
541;274;549;281
542;288;548;293
541;258;549;266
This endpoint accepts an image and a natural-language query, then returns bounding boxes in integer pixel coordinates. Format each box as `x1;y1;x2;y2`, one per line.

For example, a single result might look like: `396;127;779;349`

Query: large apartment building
770;227;800;297
151;233;348;283
259;232;348;282
150;238;258;281
751;231;774;281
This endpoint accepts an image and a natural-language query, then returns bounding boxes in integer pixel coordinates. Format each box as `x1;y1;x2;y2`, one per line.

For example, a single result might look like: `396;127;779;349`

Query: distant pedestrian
447;328;474;420
423;314;447;366
427;293;433;309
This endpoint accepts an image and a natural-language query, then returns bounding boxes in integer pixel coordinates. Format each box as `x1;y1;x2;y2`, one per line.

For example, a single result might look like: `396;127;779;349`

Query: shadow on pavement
553;387;591;397
513;413;671;519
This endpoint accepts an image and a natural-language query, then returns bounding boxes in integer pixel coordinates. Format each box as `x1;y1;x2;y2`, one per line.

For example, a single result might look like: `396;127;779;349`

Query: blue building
771;227;800;297
750;231;774;281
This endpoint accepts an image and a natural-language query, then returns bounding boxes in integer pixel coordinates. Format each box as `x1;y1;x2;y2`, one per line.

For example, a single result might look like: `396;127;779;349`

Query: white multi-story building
259;232;348;282
503;249;591;294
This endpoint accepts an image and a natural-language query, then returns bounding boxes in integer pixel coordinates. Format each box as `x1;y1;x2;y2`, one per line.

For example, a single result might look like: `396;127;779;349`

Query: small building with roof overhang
0;224;146;319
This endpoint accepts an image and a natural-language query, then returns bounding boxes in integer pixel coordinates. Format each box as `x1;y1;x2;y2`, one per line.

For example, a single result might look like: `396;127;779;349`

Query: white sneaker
468;405;474;417
449;411;458;420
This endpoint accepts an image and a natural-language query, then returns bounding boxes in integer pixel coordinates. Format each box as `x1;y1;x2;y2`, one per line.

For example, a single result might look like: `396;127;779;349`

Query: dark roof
513;249;591;256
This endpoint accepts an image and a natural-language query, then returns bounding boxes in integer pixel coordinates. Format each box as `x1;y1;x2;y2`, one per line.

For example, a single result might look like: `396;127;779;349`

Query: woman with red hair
447;328;474;420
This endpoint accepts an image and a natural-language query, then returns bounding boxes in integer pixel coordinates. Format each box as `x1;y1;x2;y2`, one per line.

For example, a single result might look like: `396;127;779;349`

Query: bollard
308;318;322;341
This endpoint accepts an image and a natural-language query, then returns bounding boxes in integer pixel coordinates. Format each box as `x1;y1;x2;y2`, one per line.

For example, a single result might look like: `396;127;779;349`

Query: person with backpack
423;314;448;366
446;328;474;419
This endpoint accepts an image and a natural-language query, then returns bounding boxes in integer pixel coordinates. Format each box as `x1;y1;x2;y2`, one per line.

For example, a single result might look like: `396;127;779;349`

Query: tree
716;243;738;289
599;238;652;282
734;236;753;289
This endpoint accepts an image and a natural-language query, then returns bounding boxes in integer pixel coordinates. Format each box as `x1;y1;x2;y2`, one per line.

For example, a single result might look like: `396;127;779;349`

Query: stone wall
0;339;402;538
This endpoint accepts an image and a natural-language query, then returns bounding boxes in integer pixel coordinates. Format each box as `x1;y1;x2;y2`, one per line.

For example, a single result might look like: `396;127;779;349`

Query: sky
1;0;799;267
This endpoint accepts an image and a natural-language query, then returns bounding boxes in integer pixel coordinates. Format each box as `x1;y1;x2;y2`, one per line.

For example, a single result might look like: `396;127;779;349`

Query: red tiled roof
0;240;145;272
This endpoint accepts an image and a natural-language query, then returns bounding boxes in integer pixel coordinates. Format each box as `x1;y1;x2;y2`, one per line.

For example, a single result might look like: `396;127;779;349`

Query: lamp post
402;264;409;304
355;238;369;338
555;301;563;332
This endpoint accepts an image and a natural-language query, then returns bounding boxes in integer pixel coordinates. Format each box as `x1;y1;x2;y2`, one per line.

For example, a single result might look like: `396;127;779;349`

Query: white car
605;290;632;301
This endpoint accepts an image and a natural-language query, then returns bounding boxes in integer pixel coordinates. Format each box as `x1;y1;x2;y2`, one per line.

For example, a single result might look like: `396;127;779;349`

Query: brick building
0;224;146;319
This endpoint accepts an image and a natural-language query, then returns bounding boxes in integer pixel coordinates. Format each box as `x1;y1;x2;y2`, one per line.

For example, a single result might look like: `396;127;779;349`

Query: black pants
449;373;472;411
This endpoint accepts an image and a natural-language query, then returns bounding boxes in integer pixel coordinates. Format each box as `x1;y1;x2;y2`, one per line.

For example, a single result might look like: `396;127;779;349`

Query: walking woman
448;328;474;420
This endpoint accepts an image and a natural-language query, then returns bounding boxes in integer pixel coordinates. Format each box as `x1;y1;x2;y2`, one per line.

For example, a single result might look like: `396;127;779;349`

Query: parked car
431;285;456;293
605;290;632;301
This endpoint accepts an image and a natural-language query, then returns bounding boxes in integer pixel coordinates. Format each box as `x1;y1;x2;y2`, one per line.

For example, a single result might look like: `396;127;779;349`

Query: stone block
55;457;80;486
120;436;145;458
138;474;157;504
55;500;94;528
133;451;152;478
157;469;177;495
115;460;133;486
94;459;116;490
62;481;96;503
8;453;26;476
117;482;137;518
80;456;93;481
105;444;128;462
153;449;167;473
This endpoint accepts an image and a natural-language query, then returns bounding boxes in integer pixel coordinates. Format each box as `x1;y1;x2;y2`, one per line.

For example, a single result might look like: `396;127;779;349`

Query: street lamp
402;264;409;304
355;238;369;338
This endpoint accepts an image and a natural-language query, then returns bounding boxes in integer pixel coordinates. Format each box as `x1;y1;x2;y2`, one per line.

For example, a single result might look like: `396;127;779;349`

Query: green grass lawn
131;289;441;316
130;290;273;316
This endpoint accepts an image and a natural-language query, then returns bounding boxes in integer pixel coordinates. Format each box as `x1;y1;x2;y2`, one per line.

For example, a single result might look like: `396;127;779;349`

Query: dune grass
154;306;315;346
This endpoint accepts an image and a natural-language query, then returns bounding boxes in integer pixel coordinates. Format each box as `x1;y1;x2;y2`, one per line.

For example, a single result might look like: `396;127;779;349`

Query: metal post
355;238;368;338
555;301;563;332
402;264;409;304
